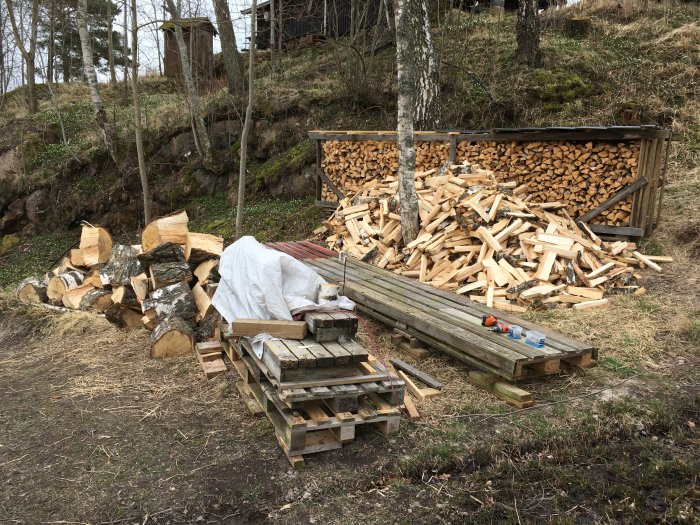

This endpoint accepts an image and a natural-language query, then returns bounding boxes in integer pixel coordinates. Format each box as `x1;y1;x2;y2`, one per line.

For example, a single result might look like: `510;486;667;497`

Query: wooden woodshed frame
308;127;673;238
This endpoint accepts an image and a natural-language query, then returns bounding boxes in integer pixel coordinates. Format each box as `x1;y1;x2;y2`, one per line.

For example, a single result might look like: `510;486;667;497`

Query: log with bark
79;226;113;266
150;316;194;358
15;276;48;303
141;210;189;253
62;284;96;309
103;244;143;286
130;273;150;303
137;242;186;270
111;285;140;310
149;261;193;289
47;271;85;304
105;304;144;329
79;289;114;312
185;232;223;264
141;281;197;322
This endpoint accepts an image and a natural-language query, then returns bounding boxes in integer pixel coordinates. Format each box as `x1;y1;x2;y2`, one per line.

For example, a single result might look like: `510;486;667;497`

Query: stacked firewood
321;139;639;226
321;161;669;313
15;212;223;358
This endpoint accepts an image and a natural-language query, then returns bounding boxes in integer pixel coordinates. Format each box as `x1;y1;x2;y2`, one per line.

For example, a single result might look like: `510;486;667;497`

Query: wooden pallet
233;342;401;467
266;241;596;381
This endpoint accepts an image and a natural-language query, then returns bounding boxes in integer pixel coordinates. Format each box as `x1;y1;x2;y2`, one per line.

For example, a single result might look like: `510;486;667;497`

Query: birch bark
516;0;541;66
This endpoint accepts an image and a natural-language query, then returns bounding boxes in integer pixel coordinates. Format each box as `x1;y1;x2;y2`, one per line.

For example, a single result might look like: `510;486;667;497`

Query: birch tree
130;0;151;223
5;0;39;113
394;0;440;243
516;0;540;67
212;0;245;100
164;0;215;169
107;0;116;84
235;0;256;240
76;0;119;166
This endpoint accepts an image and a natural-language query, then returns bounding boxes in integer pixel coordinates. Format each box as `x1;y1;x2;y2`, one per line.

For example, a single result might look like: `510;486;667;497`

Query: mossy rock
252;140;315;196
0;234;20;254
527;69;592;112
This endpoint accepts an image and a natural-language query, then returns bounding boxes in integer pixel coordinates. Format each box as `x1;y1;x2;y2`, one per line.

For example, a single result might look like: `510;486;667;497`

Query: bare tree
235;0;256;240
5;0;39;113
107;0;117;84
212;0;245;100
76;0;119;167
164;0;215;169
393;0;440;243
150;0;163;75
131;0;152;223
122;0;128;102
516;0;540;67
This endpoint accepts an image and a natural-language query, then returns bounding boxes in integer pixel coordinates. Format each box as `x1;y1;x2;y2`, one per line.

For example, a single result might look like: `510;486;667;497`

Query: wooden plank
577;176;649;224
402;395;420;421
389;359;443;390
572;299;609;310
397;371;440;402
632;251;662;272
588;225;645;237
282;340;318;368
231;319;308;339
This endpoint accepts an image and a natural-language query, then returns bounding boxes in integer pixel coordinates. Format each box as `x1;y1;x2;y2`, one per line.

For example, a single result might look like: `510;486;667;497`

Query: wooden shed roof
160;17;218;35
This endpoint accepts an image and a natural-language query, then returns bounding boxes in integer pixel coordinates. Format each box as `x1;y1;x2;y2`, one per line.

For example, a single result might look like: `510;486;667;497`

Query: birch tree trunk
212;0;245;101
516;0;540;67
130;0;152;224
235;0;257;240
410;0;440;130
394;0;420;243
164;0;215;169
4;0;38;113
76;0;119;167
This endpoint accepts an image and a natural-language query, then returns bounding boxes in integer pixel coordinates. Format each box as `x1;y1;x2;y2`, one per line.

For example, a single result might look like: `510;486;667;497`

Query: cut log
103;245;143;286
83;269;108;288
137;242;186;270
15;276;48;303
141;309;158;330
54;256;81;275
79;226;113;266
149;261;193;289
185;232;223;264
104;304;144;329
194;259;220;284
62;284;96;309
111;285;140;310
46;271;85;304
194;310;222;342
142;281;197;321
79;289;114;312
150;316;194;358
141;210;189;253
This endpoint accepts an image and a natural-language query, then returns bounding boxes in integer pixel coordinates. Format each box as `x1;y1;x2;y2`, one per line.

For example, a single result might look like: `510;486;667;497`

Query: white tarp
212;236;354;325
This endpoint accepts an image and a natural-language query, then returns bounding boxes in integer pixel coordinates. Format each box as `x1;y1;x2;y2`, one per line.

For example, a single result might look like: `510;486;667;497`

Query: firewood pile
321;161;670;313
321;139;640;226
15;211;223;358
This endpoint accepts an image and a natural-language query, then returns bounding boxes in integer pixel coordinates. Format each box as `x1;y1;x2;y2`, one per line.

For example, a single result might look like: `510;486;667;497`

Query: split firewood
141;210;189;253
191;283;213;321
185;232;223;264
149;261;193;289
324;160;669;312
46;271;85;305
104;304;144;329
62;284;96;309
193;259;219;284
79;225;113;266
130;274;150;303
15;276;48;303
69;248;85;267
111;285;140;310
150;316;194;358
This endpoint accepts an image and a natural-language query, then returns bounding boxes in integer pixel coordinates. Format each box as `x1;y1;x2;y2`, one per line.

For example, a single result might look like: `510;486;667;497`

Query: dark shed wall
163;27;215;83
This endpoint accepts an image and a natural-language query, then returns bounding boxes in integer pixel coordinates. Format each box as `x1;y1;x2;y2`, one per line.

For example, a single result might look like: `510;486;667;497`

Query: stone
210;120;241;151
25;188;51;223
0;234;20;253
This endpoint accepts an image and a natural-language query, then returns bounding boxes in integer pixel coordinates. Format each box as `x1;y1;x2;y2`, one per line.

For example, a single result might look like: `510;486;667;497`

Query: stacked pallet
221;318;405;467
321;139;639;226
15;213;224;358
321;161;669;313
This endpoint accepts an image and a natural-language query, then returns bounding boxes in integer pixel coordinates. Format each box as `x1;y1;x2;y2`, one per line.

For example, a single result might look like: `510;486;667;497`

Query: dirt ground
0;275;698;524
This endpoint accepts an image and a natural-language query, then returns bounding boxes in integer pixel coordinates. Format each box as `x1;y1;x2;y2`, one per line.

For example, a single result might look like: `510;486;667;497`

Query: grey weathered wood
322;341;354;366
283;340;317;368
390;358;443;390
587;225;645;237
336;339;369;363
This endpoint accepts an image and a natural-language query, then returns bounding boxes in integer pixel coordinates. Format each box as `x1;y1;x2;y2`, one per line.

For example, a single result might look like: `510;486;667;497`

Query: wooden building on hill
243;0;383;50
161;18;218;83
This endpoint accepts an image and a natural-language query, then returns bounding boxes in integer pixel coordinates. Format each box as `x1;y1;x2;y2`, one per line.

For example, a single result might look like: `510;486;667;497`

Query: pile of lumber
321;161;670;313
321;139;640;226
15;211;224;358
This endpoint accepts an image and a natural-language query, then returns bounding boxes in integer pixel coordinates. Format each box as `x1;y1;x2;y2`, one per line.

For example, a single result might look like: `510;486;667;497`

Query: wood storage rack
309;126;672;238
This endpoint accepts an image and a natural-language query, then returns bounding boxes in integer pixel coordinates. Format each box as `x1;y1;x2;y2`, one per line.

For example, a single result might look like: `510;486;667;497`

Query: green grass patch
0;230;76;288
